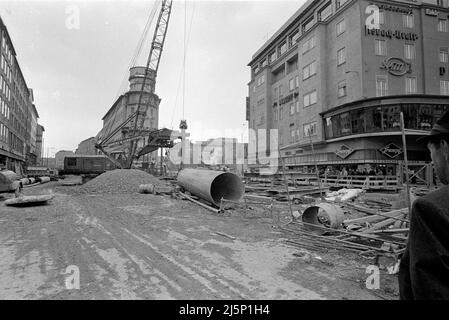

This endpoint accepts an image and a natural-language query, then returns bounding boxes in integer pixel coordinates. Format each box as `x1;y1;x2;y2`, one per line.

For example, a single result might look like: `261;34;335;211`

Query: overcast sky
0;0;305;156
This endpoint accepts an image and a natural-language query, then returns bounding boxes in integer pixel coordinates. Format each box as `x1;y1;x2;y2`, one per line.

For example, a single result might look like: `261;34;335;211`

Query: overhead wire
169;0;196;128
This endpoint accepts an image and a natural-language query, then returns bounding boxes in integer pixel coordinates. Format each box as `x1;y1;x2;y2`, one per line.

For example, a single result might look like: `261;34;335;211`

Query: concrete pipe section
177;168;245;207
301;203;345;234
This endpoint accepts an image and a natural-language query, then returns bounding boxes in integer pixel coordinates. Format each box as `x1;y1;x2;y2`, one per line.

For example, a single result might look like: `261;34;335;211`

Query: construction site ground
0;178;399;300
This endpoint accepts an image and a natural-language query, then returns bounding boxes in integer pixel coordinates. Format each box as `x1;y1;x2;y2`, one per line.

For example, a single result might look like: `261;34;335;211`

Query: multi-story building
0;16;41;173
247;0;449;181
75;137;101;155
98;67;160;166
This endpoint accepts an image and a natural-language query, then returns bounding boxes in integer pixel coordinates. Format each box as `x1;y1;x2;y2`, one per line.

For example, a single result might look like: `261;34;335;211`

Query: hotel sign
375;3;413;15
379;143;402;159
381;57;412;76
364;26;419;41
279;91;299;106
335;144;354;159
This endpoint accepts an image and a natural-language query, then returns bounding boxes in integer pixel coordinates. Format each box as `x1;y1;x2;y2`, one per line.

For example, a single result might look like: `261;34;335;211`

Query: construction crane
95;0;175;169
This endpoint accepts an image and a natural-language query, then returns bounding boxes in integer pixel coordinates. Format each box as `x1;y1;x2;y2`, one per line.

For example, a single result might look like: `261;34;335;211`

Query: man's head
427;135;449;185
418;109;449;184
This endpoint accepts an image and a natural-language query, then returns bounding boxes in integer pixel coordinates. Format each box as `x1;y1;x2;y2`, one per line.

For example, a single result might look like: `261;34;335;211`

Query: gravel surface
79;169;164;194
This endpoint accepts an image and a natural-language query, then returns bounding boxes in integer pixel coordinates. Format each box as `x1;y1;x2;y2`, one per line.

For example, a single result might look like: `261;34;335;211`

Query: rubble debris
325;188;364;202
78;169;163;194
4;194;54;207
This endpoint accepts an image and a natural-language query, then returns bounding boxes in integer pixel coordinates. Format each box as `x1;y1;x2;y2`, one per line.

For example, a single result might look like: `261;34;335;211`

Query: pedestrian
398;109;449;299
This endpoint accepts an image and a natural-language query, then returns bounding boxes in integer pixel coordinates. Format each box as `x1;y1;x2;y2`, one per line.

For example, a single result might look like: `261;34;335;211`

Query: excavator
94;0;180;169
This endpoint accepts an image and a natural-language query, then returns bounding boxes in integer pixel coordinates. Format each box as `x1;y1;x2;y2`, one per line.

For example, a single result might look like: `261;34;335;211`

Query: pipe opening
210;172;244;205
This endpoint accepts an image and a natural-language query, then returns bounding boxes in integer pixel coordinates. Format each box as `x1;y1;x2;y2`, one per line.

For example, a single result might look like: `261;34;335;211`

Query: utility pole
400;112;412;219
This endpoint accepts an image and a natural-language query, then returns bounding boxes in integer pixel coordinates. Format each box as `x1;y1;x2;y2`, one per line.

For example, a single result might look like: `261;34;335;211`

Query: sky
0;0;306;156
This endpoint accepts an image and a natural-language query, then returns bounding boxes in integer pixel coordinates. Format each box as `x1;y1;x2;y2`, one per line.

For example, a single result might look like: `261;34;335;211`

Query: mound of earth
79;169;164;194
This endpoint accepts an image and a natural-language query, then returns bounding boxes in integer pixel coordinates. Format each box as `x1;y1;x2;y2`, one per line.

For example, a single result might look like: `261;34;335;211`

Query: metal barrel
177;168;245;206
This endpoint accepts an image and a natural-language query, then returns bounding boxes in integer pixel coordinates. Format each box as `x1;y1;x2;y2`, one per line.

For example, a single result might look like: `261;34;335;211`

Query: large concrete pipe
177;168;245;206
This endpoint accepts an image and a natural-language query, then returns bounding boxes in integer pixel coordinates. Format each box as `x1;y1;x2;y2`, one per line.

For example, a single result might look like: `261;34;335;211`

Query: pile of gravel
79;169;164;194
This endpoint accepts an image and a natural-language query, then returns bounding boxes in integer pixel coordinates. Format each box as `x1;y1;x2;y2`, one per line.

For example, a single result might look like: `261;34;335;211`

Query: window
379;10;385;25
290;129;296;142
302;35;316;54
336;19;345;36
375;39;387;56
274;108;278;121
295;101;300;112
403;14;414;28
440;48;449;63
337;47;346;65
289;31;299;47
274;87;278;100
438;19;448;32
441;80;449;95
302;16;314;32
303;90;317;107
338;80;347;97
376;76;388;97
319;2;332;21
279;42;287;56
303;61;317;80
303;122;317;137
336;0;349;9
279;106;284;120
404;43;415;60
289;78;295;91
290;103;295;115
269;51;277;63
67;158;77;166
257;74;265;86
295;75;300;88
405;77;417;94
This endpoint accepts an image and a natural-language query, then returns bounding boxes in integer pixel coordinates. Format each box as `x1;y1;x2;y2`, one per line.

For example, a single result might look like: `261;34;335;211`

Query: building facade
75;137;101;155
247;0;449;180
98;66;160;165
0;16;41;172
55;150;74;169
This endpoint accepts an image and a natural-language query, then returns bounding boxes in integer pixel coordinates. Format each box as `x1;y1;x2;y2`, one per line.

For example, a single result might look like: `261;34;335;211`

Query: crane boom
96;0;174;168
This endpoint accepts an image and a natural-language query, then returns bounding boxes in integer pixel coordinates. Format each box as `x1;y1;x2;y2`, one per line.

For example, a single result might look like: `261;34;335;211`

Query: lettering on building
364;26;419;41
425;8;439;17
335;144;354;159
374;3;413;15
279;91;299;106
381;57;412;76
379;143;402;159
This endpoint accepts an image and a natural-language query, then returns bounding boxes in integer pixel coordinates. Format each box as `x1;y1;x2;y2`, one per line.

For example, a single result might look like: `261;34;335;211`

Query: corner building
247;0;449;181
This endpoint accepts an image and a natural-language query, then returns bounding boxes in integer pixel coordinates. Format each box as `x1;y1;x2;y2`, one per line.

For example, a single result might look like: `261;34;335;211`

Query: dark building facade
247;0;449;180
0;16;42;172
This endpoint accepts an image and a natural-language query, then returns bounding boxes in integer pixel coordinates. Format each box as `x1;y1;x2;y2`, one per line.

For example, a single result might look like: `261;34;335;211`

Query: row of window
324;104;449;139
0;96;10;119
0;54;12;83
1;33;13;65
0;74;11;101
253;1;351;74
376;77;449;96
0;121;9;143
288;122;318;144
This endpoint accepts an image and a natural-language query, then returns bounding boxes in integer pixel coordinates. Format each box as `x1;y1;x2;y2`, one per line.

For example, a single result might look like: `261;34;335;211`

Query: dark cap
417;109;449;144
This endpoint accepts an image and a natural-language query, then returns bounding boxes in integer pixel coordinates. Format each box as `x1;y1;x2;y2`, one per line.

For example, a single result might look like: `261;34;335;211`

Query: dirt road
0;182;385;299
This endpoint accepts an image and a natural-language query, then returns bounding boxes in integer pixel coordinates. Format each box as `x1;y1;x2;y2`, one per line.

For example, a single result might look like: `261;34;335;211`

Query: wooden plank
343;208;408;225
